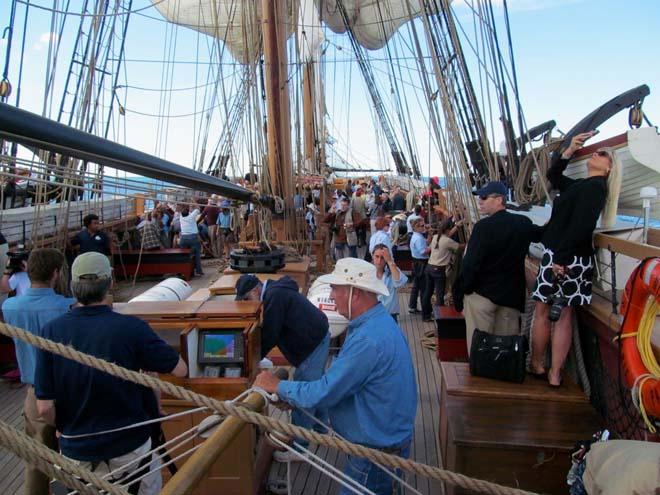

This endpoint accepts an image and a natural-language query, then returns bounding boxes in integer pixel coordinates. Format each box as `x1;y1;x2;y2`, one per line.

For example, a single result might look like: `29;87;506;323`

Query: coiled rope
512;141;560;205
0;322;539;495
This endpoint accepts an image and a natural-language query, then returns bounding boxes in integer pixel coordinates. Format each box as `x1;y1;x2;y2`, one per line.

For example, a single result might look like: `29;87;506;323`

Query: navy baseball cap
235;274;260;300
473;181;507;197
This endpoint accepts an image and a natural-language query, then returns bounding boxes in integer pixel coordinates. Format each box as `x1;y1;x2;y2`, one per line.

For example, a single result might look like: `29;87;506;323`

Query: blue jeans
335;242;358;260
341;441;411;495
179;234;203;275
292;333;330;444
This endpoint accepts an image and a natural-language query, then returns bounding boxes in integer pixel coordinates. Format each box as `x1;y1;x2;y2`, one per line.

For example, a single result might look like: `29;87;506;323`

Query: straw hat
317;258;389;297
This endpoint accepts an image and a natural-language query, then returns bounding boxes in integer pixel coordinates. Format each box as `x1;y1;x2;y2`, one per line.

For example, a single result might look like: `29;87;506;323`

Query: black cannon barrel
0;103;255;202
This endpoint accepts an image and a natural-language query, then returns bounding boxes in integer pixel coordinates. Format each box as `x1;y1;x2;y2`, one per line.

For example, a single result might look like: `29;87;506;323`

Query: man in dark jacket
459;182;543;353
235;274;330;460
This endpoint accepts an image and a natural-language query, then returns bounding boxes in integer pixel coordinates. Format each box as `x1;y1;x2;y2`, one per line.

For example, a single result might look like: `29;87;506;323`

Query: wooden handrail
160;391;266;495
594;233;660;260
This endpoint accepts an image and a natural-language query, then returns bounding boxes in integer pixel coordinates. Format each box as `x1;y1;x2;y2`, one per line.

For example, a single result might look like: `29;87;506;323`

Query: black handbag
469;329;528;383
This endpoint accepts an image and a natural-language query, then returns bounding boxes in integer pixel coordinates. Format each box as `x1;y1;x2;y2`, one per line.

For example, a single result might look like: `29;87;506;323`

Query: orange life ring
619;258;660;419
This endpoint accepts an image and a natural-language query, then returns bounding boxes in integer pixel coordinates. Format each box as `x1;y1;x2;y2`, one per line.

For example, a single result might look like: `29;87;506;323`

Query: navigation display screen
197;330;245;365
202;333;236;360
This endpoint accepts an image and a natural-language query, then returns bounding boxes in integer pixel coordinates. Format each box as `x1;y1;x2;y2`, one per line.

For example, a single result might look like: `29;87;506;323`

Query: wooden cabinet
439;362;602;495
161;399;257;495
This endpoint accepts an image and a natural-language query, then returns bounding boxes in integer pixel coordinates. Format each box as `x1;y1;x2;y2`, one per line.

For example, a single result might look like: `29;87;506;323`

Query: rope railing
0;420;128;495
0;322;539;495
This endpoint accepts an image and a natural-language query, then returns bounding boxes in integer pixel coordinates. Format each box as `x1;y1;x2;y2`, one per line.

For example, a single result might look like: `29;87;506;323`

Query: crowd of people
0;131;622;495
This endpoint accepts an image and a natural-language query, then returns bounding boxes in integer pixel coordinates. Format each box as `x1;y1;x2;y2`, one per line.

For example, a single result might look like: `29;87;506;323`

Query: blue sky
0;0;658;177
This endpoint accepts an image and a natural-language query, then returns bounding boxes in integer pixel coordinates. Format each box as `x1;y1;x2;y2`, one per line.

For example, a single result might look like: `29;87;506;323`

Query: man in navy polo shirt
35;252;187;495
2;248;75;495
70;213;112;256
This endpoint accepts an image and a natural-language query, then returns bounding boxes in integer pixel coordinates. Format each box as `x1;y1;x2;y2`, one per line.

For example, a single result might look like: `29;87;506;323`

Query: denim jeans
179;234;203;275
334;242;357;260
292;333;331;444
422;264;446;313
409;259;430;316
341;440;411;495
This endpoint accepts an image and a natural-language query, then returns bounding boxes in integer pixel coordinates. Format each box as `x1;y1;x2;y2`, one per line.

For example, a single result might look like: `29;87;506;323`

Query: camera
547;292;568;322
6;247;30;275
547;267;579;322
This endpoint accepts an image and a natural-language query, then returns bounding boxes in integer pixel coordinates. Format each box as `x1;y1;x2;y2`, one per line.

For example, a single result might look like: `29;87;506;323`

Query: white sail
315;0;430;50
151;0;433;63
151;0;275;64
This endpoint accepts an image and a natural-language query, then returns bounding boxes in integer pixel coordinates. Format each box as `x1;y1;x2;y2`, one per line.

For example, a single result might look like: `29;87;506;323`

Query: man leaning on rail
34;252;187;495
2;248;75;495
235;273;330;463
254;257;417;495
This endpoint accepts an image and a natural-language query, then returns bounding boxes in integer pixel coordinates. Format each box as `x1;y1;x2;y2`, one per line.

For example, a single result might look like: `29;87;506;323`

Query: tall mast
262;0;294;238
302;62;317;174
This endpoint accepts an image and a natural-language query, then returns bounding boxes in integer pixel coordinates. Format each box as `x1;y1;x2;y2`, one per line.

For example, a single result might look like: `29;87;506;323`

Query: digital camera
6;248;30;274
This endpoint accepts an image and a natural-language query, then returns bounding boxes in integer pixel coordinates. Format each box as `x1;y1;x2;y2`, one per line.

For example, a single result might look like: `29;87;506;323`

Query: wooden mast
262;0;295;239
303;62;318;174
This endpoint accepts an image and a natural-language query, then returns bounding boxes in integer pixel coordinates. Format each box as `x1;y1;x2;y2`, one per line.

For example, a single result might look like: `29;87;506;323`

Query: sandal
527;370;546;380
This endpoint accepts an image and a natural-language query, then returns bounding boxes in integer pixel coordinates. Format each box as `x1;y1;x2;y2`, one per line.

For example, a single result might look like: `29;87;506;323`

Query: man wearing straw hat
255;257;417;495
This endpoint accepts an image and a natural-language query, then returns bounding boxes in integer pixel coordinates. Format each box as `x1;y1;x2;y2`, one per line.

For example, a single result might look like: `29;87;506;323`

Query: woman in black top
530;131;620;386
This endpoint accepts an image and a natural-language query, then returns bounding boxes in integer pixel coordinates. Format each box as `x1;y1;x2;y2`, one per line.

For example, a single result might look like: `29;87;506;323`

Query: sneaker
273;449;304;463
267;479;288;495
408;308;420;314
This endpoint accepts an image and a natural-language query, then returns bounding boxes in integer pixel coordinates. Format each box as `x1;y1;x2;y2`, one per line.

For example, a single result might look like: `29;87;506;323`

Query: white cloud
39;32;59;44
33;32;59;51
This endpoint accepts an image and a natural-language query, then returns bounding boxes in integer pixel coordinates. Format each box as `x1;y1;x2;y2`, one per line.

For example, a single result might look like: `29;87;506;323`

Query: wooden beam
160;392;266;495
594;233;660;260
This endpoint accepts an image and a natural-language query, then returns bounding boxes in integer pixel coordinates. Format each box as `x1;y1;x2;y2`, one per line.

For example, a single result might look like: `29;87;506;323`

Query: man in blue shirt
35;252;187;495
216;200;235;258
408;218;432;321
70;213;112;256
255;258;417;495
2;248;75;495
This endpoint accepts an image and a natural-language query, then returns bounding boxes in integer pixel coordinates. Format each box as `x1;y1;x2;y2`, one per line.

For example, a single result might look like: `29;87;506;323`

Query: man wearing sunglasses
459;181;544;352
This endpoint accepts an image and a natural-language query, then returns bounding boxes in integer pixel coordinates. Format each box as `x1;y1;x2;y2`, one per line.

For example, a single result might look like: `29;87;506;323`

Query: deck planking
0;381;27;495
267;292;445;494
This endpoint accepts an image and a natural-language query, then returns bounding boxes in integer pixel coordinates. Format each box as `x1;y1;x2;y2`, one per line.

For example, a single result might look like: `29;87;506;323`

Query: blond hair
600;147;622;228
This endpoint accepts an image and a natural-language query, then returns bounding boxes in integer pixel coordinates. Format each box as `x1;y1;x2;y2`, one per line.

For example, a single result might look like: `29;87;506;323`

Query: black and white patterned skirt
531;248;594;306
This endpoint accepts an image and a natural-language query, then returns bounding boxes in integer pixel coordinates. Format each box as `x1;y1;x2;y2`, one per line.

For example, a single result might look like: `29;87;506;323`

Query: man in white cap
254;258;417;495
35;252;187;495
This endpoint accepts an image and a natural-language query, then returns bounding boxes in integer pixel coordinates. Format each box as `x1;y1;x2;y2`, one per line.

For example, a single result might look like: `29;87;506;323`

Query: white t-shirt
179;209;200;236
9;271;30;296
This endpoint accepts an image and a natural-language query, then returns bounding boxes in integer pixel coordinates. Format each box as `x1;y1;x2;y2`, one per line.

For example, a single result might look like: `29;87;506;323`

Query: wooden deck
0;381;27;495
0;295;446;495
268;293;445;495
